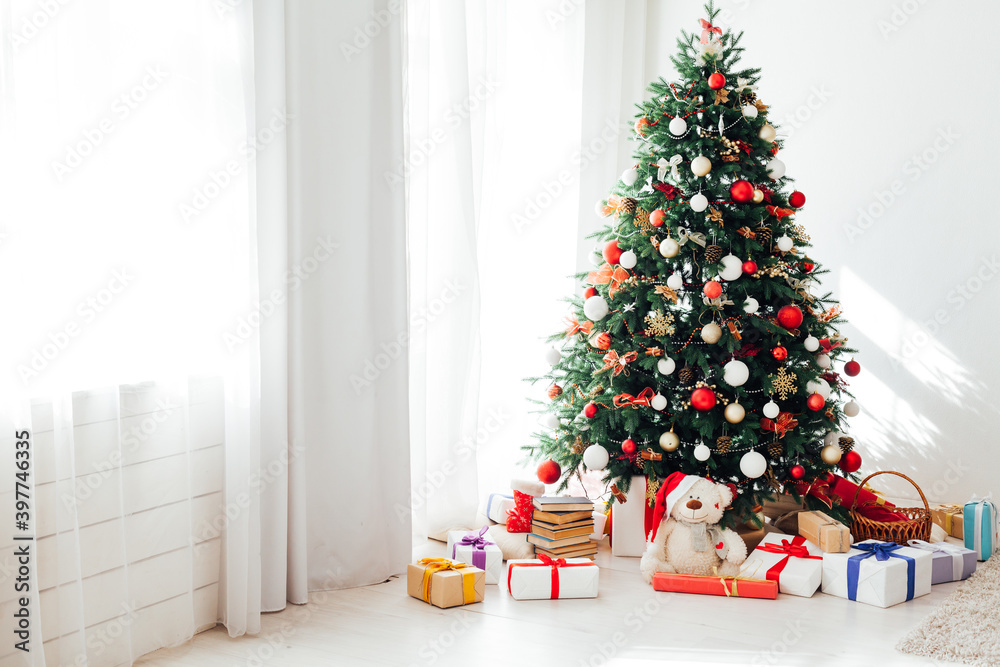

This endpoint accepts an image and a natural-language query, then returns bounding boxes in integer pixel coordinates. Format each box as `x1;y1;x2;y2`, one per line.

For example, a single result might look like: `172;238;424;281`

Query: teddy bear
640;471;747;584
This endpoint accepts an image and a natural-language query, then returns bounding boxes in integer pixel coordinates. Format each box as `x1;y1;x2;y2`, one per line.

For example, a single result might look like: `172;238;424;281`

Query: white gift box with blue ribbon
963;497;998;561
447;527;503;584
821;540;933;608
483;492;514;525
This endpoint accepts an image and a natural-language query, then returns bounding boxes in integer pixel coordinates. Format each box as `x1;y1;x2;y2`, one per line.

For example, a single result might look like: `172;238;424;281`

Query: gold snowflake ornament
644;310;675;337
768;367;798;401
646;476;660;505
792;224;810;243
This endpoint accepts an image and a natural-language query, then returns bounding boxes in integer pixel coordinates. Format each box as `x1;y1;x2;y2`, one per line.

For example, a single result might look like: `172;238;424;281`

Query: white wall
639;0;1000;503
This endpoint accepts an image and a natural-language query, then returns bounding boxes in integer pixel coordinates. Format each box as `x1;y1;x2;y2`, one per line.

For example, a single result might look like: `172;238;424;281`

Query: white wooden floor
136;538;958;667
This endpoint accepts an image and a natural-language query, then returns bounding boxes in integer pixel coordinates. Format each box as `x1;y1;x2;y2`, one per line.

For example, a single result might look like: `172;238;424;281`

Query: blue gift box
906;540;977;584
963;498;998;561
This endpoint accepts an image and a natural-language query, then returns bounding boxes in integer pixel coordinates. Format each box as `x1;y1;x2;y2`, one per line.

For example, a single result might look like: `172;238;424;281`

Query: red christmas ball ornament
690;387;717;412
649;209;666;227
603;240;622;265
622;438;637;454
703;280;723;299
635;118;651;136
584;287;598;299
741;260;758;275
729;179;754;203
584;402;598;419
707;72;726;90
800;260;815;273
776;304;804;329
547;384;563;400
806;393;825;411
593;332;612;350
844;359;861;377
537;459;562;484
790;465;806;480
771;346;788;361
839;450;862;474
788;191;806;208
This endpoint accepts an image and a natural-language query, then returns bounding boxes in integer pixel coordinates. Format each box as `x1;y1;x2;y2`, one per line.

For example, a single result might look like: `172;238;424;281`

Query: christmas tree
528;2;863;525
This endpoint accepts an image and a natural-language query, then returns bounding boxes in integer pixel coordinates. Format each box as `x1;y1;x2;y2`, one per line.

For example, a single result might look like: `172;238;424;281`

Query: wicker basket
850;471;932;543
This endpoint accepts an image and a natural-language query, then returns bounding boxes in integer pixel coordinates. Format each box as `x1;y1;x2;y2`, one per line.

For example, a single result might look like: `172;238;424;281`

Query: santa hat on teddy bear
647;471;700;542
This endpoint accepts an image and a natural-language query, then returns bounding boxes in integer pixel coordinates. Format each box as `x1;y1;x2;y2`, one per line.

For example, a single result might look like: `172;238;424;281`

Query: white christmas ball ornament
542;414;560;429
694;443;712;462
701;322;722;344
776;235;793;252
759;124;776;142
719;255;743;281
824;431;839;447
666;272;683;289
803;335;820;352
742;104;758;119
583;295;609;321
740;450;768;478
583;444;610;471
544;347;562;366
622;168;640;186
743;297;759;314
668;116;687;136
691;156;712;177
763;400;780;419
816;353;832;369
767;158;786;180
659;238;680;258
690;193;709;212
723;360;750;387
725;402;746;424
651;393;668;411
844;401;861;417
619;250;637;269
657;357;676;375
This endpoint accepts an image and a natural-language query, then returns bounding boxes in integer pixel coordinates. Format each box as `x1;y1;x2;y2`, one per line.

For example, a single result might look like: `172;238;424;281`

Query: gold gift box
406;558;485;609
930;504;964;539
798;510;852;553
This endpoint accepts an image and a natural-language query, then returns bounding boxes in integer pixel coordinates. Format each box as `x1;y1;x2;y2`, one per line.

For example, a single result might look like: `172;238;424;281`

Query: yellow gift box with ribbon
406;558;485;609
930;504;964;539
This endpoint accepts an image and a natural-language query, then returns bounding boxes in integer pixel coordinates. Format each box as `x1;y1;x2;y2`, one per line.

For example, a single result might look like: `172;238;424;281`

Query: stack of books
527;496;597;560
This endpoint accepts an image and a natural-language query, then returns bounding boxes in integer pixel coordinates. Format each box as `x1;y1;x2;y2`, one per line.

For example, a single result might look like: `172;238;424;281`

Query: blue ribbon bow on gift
847;541;915;602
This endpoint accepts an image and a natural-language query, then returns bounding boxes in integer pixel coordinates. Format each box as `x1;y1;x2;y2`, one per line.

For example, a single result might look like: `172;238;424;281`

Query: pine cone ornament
755;225;772;246
705;244;723;264
678;366;695;385
839;436;855;453
768;441;784;458
715;435;732;454
617;197;638;216
743;91;758;105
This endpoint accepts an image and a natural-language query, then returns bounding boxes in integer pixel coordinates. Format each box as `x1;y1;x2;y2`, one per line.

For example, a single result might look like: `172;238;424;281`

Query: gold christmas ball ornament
701;322;723;344
759;124;776;142
821;444;843;465
659;430;680;452
690;155;713;177
724;402;746;424
752;189;765;204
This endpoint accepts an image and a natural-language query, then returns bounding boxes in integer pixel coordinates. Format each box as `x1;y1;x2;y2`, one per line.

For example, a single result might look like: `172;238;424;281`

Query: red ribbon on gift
699;18;722;43
507;554;594;599
565;316;594;338
756;536;822;583
600;350;638;376
613;387;655;408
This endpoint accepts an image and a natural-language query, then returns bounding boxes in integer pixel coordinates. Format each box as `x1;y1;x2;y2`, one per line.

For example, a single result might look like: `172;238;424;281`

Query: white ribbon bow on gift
677;228;707;247
702;295;734;308
658;155;683;182
734;77;756;94
907;539;968;580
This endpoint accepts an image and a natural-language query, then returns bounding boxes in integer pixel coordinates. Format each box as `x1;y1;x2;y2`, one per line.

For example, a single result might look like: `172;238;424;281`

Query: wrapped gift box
506;557;599;600
930;504;964;539
745;533;824;597
964;498;998;561
407;558;485;609
822;540;933;608
652;571;777;599
799;510;852;553
447;527;503;584
826;475;908;522
906;540;977;584
484;493;514;525
611;475;648;557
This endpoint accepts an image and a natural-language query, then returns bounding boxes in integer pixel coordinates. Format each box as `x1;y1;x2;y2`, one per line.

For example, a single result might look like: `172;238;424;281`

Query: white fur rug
897;556;1000;665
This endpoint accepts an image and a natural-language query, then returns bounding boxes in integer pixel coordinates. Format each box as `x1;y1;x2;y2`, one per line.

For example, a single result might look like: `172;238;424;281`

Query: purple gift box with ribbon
907;539;977;584
446;527;503;585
